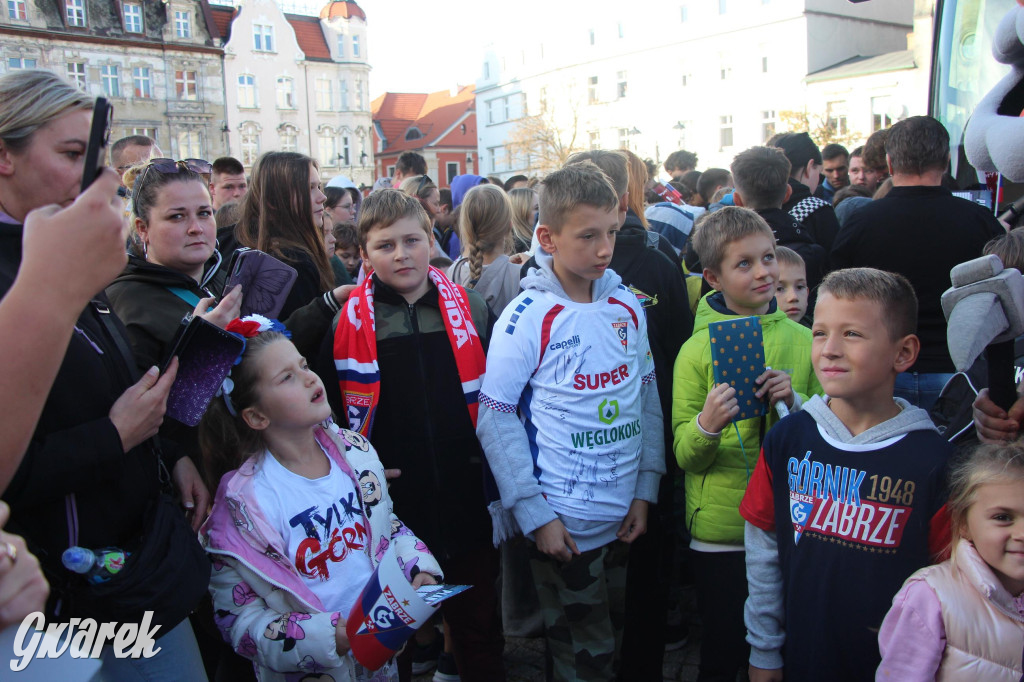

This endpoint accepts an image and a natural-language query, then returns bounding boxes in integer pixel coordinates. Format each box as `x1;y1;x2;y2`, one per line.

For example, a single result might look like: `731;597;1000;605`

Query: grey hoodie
744;394;939;669
476;250;666;551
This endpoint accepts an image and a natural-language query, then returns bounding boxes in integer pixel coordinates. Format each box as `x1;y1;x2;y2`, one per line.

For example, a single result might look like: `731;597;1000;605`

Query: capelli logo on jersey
549;335;581;351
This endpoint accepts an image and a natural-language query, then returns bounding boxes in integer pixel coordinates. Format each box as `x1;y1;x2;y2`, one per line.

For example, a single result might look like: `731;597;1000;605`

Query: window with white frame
826;101;848;135
680;4;687;22
617;22;624;39
66;0;84;26
67;62;86;89
276;77;294;109
355;78;364;110
720;115;733;150
123;3;142;32
337;35;345;57
175;130;201;159
341;135;350;166
340;79;349;109
318;130;337;167
101;65;120;97
871;96;893;132
487;147;497;173
7;0;26;20
761;110;777;142
588;76;599;104
133;67;152;98
238;74;257;108
240;123;260;166
588;28;595;46
253;24;274;52
719;0;727;14
8;56;35;69
352;35;360;58
589;131;601;150
132;127;156;140
539;86;548;113
316;78;332;110
175;70;197;100
520;92;528;117
174;11;190;38
279;124;297;153
446;162;458;185
762;56;769;73
617;71;627;99
618;128;629;149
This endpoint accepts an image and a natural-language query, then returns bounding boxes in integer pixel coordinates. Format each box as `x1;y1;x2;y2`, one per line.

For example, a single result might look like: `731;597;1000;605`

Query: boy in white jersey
477;162;666;681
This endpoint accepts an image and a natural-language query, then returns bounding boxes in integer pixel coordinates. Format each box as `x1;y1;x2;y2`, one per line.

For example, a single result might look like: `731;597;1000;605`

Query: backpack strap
166;286;202;308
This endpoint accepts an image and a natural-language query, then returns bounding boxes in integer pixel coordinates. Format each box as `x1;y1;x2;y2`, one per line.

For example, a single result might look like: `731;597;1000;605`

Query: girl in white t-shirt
199;316;442;682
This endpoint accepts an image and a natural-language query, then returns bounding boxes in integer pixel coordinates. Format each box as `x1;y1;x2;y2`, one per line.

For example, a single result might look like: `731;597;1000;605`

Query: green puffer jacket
672;292;821;545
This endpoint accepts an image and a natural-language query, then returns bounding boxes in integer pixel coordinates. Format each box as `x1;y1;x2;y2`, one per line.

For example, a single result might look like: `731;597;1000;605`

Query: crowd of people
1;64;1024;682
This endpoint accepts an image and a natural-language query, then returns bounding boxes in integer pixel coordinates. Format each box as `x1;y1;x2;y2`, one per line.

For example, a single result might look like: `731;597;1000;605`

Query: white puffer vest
914;541;1024;681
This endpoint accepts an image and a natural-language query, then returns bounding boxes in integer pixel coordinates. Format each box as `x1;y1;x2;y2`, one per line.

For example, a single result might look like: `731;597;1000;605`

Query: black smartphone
80;97;113;193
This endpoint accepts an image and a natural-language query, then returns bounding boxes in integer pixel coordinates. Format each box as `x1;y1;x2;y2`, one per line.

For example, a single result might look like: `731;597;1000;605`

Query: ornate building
209;0;373;186
0;0;228;159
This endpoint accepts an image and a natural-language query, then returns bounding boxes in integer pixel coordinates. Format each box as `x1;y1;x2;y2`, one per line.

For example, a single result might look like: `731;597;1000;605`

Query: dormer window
405;127;423;141
66;0;85;27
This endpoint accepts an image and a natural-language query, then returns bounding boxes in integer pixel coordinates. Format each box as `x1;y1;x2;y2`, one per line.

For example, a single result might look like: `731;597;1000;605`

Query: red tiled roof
209;5;236;42
372;85;476;153
285;14;332;61
319;0;366;22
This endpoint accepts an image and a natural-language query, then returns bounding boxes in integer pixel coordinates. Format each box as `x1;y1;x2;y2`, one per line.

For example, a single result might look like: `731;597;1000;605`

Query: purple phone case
224;249;299;319
164;317;245;427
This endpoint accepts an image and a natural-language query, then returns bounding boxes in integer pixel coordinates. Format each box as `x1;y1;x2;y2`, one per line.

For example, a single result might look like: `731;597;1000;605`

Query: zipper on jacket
206;547;321;614
406;302;448;559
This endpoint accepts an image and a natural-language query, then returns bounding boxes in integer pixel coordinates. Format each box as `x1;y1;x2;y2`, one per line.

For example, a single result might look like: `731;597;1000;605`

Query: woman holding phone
107;158;241;372
0;69;209;679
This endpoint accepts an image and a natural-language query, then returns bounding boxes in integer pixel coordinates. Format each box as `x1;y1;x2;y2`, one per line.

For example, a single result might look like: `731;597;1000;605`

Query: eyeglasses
132;158;213;205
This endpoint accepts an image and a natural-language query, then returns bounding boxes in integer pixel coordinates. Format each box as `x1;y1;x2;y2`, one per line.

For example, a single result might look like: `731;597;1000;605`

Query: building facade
476;0;918;179
372;85;478;189
0;0;228;160
209;0;373;187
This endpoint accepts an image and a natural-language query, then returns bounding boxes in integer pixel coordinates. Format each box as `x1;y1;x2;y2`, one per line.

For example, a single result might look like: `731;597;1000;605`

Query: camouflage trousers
529;540;629;682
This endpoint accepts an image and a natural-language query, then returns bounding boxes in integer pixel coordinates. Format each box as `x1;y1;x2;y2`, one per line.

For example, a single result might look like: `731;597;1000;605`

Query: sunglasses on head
416;175;432;194
132;158;213;205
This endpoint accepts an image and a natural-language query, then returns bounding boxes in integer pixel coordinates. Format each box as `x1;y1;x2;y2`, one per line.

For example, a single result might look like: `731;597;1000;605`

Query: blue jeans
894;371;954;413
97;619;207;682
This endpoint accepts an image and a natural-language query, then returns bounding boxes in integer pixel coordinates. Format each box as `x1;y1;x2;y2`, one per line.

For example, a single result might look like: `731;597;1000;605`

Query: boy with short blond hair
318;188;506;679
478;162;666;681
672;206;820;681
740;268;952;682
774;246;809;324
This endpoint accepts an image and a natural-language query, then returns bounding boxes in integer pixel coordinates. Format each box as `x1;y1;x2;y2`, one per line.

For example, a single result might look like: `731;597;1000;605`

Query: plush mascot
966;1;1024;181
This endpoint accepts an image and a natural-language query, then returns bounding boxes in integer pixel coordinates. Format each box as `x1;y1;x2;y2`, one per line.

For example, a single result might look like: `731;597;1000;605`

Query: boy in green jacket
672;206;820;681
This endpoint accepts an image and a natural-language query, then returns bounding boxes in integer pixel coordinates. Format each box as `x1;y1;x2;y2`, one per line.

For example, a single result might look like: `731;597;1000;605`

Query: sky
285;0;535;98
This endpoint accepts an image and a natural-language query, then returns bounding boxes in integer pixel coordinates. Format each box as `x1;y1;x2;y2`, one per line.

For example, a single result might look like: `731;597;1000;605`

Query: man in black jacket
831;115;1005;411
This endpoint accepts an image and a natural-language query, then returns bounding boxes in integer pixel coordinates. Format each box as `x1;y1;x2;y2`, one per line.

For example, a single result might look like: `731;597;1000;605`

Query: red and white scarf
333;266;486;436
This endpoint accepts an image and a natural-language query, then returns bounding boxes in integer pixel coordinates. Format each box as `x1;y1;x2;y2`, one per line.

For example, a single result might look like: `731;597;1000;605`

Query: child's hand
755;369;793;409
700;383;739;433
973;388;1024;442
334;616;350;656
749;665;783;682
411;572;438;588
535;518;580;562
616;499;648;543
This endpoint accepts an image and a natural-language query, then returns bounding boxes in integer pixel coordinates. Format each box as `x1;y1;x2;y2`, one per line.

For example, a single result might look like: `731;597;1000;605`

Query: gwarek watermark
9;611;161;671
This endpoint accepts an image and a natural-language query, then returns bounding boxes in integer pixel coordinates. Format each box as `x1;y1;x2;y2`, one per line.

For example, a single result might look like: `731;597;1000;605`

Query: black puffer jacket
107;255;225;371
0;223;185;620
613;213;693;466
315;276;494;561
783;177;841;256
